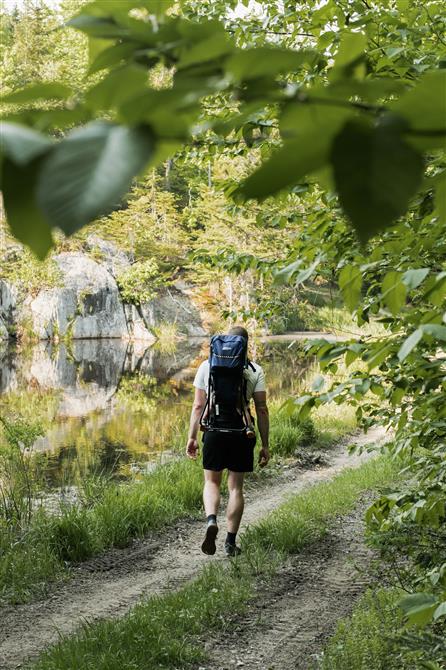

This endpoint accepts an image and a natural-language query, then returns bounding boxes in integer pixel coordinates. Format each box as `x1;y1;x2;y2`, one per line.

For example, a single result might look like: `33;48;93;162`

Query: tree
0;0;446;635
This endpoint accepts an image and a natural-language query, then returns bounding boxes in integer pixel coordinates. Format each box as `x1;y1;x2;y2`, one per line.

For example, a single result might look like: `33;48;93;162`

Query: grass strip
29;454;398;670
318;587;446;670
243;456;397;554
1;404;354;604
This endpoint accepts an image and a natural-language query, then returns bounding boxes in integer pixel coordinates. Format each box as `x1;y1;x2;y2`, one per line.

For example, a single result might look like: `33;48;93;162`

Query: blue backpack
200;334;255;433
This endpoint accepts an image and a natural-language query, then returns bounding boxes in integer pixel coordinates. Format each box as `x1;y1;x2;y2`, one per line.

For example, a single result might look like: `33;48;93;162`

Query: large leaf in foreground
1;83;73;105
2;159;53;259
331;119;424;243
36;122;155;235
0;123;53;167
235;136;329;201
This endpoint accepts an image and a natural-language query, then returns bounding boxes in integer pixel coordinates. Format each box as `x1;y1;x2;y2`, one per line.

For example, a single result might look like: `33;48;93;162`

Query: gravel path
0;427;387;669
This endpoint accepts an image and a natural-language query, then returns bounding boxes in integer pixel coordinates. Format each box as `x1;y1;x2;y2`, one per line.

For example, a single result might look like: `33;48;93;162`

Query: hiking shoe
201;520;218;555
224;542;242;558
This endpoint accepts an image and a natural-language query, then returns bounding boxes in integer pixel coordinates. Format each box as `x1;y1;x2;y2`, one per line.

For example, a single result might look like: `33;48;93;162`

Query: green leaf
312;375;325;392
382;271;407;315
421;324;446;341
82;0;175;15
85;65;148;110
36;122;156;235
329;31;366;81
178;31;233;69
398;328;423;362
88;41;141;74
402;268;430;290
434;174;446;224
391;70;446;150
339;264;362;311
2;158;53;259
1;82;73;105
331;119;424;243
273;257;321;286
236;137;329;202
67;14;131;39
433;601;446;621
399;592;438;626
366;343;392;371
227;48;317;81
1;123;53;166
423;272;446;306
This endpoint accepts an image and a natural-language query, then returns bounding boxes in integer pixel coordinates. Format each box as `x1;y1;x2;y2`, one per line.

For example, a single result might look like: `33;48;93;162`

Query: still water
0;336;316;489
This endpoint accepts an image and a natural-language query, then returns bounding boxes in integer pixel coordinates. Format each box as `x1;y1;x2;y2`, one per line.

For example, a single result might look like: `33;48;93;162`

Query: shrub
270;417;316;457
116;259;166;305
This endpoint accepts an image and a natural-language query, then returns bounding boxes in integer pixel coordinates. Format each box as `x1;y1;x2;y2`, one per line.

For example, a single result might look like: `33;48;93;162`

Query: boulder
124;303;156;342
19;253;129;340
141;286;207;338
0;279;17;338
83;234;131;277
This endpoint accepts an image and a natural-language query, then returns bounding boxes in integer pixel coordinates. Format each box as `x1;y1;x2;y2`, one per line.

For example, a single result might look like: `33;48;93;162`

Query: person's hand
186;437;199;460
258;447;270;468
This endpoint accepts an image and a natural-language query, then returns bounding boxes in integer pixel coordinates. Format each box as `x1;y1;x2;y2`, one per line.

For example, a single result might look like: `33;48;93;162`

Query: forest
0;0;445;668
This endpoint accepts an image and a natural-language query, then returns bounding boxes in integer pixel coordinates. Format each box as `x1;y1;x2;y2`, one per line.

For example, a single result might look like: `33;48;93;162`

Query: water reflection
0;336;314;489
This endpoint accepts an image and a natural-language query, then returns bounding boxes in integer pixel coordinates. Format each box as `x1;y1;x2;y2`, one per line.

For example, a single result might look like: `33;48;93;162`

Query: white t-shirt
193;360;266;401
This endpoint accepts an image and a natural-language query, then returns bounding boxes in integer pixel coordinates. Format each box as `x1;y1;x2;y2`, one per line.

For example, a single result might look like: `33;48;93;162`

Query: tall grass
318;588;446;670
28;455;398;670
1;398;358;603
243;457;398;554
0;458;204;603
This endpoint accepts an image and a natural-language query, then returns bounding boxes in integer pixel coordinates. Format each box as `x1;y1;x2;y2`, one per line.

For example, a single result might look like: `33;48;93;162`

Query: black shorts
202;430;256;472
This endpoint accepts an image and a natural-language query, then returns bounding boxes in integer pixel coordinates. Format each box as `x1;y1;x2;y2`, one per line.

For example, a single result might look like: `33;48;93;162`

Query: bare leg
203;469;222;517
226;470;245;534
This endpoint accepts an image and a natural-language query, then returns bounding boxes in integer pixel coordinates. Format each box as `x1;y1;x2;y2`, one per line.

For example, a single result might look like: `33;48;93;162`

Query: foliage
116;258;164;304
0;417;44;527
319;588;445;670
0;1;445;258
0;245;62;297
281;208;446;626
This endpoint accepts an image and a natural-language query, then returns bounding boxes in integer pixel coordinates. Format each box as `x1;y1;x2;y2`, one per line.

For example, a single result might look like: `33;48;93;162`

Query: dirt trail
0;428;386;670
202;502;373;670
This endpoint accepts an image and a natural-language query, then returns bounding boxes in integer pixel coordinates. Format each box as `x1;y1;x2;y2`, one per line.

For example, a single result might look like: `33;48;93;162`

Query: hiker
186;325;270;557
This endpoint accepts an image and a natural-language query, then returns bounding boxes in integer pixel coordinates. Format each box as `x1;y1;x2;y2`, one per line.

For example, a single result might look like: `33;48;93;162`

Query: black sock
226;532;237;546
207;514;217;524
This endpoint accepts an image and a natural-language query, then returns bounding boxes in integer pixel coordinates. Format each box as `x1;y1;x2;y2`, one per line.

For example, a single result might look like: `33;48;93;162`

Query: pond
0;335;320;490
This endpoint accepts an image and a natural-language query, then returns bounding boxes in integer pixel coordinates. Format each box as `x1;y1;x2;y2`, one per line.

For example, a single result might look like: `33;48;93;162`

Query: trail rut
0;427;386;669
202;500;374;670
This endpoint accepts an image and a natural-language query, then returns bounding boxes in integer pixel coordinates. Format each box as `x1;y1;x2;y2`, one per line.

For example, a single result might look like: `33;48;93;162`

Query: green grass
0;459;205;603
312;403;357;446
243;456;397;554
28;455;398;670
1;399;357;604
318;588;446;670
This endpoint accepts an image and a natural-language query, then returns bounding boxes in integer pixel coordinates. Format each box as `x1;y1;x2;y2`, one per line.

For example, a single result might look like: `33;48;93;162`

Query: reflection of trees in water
2;339;317;489
42;436;132;488
260;342;316;397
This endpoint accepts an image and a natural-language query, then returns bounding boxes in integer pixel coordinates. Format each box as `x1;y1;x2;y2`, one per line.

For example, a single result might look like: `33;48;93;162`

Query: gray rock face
83;234;131;277
19;253;129;340
9;243;206;341
124;303;156;342
0;280;17;339
141;286;207;337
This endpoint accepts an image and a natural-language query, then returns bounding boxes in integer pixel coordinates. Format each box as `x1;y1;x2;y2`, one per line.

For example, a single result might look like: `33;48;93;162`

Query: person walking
186;325;270;557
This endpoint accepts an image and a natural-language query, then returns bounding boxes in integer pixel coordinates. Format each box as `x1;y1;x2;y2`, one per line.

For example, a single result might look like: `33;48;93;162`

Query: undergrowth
318;588;446;670
28;455;397;670
1;402;353;603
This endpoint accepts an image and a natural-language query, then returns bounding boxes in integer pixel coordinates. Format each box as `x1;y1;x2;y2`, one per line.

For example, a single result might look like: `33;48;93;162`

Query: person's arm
186;387;207;459
253;390;270;467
